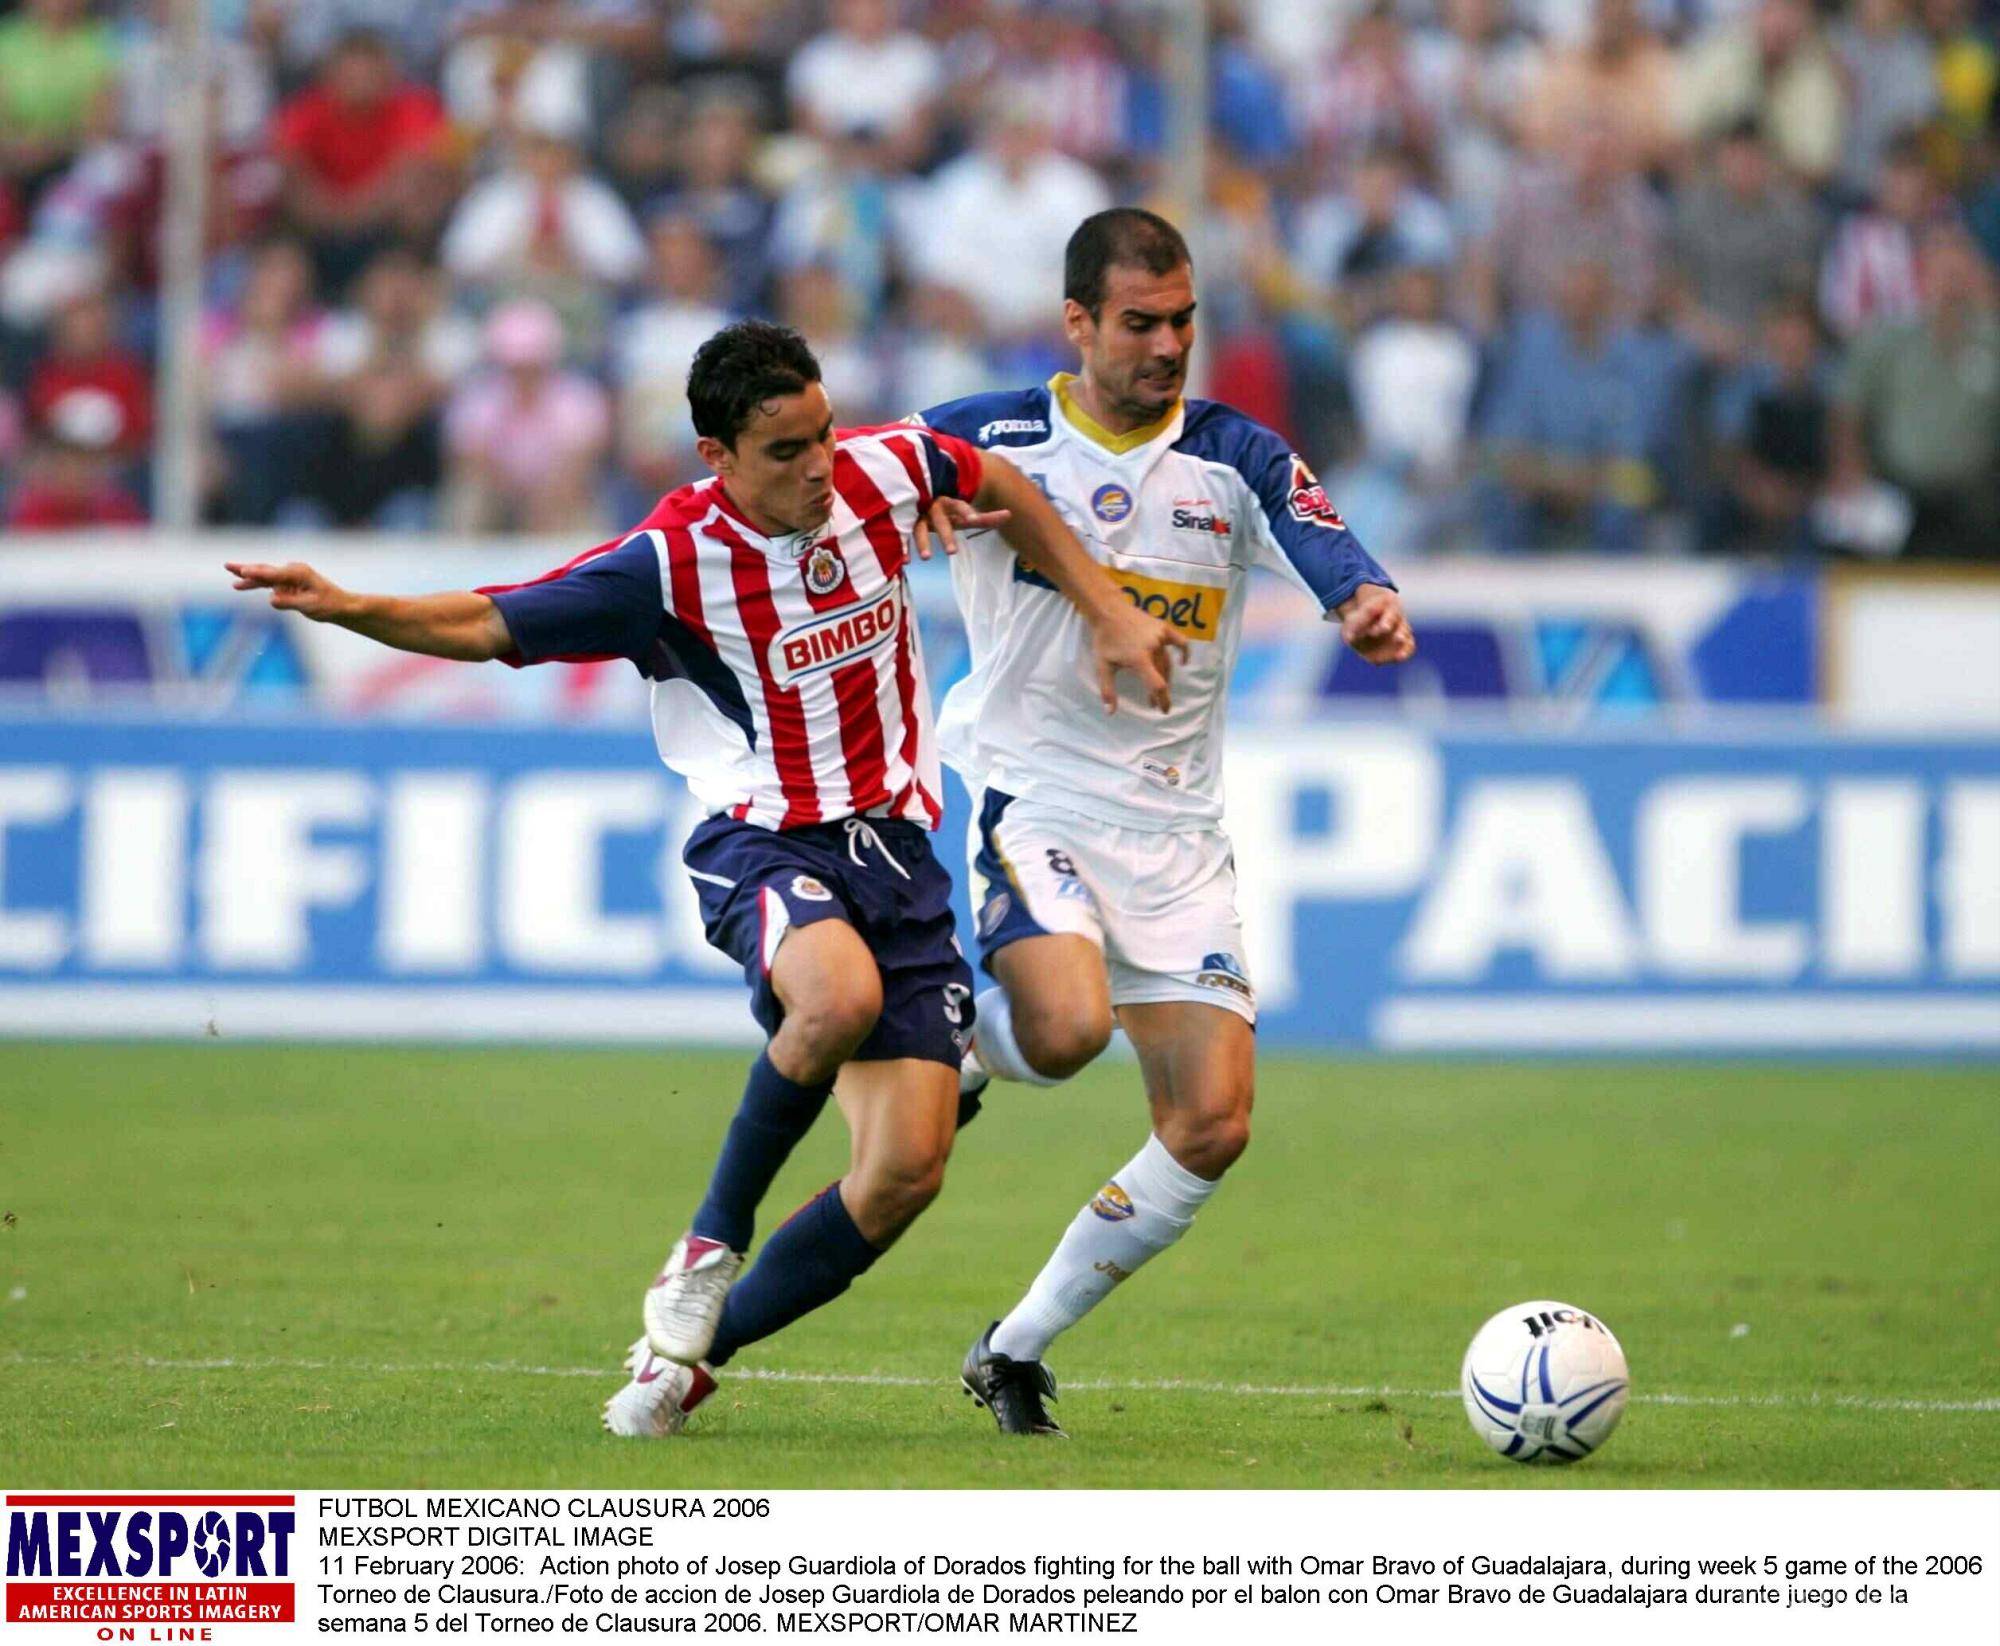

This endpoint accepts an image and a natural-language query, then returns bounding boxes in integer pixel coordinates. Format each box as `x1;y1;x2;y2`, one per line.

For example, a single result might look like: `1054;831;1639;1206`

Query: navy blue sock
706;1183;881;1367
689;1052;833;1252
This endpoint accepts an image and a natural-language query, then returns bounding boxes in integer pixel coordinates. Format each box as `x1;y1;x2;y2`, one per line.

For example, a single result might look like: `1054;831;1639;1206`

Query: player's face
1067;262;1197;427
702;381;839;536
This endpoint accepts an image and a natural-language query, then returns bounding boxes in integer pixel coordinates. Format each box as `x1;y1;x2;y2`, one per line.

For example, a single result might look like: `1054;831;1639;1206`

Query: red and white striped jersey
480;424;983;830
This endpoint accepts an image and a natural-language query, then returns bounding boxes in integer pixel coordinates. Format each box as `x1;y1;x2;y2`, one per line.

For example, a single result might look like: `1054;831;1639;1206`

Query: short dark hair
1064;208;1192;317
687;320;823;446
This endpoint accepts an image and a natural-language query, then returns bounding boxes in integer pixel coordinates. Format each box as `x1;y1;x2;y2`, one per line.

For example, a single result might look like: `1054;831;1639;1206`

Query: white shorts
966;788;1256;1023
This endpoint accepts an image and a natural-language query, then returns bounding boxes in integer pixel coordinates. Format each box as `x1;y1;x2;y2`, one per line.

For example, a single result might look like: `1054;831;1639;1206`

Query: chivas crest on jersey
804;542;847;595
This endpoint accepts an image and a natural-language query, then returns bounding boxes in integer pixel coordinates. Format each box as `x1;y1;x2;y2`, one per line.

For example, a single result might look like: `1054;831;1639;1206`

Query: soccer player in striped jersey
225;320;1181;1437
910;211;1416;1435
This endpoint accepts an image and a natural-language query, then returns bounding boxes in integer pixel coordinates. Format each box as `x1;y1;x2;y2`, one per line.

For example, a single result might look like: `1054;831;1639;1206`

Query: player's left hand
1336;583;1415;664
914;496;1012;560
1091;601;1190;715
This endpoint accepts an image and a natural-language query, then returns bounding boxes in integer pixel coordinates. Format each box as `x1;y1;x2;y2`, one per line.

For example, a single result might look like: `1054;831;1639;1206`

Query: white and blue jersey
917;374;1392;832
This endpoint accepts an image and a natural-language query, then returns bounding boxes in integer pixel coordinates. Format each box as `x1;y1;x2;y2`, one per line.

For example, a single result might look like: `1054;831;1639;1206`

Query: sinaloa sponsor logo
1169;498;1231;536
770;584;901;684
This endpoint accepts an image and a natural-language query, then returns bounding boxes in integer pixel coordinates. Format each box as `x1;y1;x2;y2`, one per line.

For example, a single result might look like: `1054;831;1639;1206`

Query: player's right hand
1091;601;1188;715
225;561;350;623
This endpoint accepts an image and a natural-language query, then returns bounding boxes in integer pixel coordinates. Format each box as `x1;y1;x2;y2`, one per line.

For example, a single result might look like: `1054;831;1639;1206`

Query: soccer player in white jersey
225;320;1180;1438
912;210;1415;1435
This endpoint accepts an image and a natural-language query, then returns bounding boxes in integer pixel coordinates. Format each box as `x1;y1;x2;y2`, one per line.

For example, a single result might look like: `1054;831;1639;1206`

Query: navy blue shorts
683;814;974;1069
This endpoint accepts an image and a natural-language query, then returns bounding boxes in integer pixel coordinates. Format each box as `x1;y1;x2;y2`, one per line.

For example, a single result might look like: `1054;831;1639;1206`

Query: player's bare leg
967;934;1113;1087
969;1001;1251;1434
1120;1002;1255;1181
645;921;882;1365
834;1057;961;1245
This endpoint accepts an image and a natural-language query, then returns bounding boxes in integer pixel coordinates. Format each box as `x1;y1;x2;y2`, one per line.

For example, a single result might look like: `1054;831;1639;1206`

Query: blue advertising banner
0;715;1994;1054
0;545;1832;721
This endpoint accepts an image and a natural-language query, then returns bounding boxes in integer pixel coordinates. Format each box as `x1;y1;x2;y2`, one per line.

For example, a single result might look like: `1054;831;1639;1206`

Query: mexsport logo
1285;454;1345;531
6;1494;297;1625
770;584;901;684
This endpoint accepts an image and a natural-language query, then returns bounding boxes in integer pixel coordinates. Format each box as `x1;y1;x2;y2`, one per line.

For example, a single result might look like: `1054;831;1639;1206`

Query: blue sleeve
482;532;665;667
1182;406;1392;612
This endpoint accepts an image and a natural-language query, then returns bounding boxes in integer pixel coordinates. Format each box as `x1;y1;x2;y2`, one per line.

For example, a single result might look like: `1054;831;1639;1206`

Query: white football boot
602;1338;717;1438
644;1234;744;1363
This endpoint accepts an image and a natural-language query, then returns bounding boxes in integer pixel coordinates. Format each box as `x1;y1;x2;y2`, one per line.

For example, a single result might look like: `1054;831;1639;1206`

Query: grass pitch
2;1042;1995;1488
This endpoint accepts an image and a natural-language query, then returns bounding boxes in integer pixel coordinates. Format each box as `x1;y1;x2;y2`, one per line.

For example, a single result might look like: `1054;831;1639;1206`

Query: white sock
971;987;1062;1087
990;1134;1220;1362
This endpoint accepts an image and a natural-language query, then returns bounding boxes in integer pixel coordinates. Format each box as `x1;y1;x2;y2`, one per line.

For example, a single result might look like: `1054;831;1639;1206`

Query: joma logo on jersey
1114;570;1223;642
978;417;1048;443
771;585;900;683
6;1506;296;1579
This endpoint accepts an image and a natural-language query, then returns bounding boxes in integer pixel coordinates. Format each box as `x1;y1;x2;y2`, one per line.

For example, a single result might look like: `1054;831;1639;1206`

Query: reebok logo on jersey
771;584;902;683
1112;568;1223;642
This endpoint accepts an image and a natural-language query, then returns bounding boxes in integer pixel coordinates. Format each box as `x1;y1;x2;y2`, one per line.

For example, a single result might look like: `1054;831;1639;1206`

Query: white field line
6;1352;1998;1415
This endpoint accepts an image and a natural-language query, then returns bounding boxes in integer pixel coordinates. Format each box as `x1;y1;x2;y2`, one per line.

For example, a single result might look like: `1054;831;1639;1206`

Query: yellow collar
1050;373;1180;455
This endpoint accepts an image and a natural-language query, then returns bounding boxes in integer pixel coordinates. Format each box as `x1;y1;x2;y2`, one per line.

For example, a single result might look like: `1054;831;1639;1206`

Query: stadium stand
0;0;1993;557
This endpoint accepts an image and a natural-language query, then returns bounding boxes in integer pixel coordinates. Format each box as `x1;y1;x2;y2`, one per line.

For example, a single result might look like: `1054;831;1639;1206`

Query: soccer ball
1460;1300;1629;1463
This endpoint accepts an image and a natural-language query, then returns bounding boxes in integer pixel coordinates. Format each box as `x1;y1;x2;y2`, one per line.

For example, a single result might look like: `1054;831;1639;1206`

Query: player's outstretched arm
225;561;514;662
971;455;1189;714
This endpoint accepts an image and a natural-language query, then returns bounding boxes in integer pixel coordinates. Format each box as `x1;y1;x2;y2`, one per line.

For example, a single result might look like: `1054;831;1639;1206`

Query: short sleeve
910;425;983;504
476;532;664;669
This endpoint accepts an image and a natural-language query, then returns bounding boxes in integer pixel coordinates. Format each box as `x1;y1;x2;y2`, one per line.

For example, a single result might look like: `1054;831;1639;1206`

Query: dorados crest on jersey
771;582;902;684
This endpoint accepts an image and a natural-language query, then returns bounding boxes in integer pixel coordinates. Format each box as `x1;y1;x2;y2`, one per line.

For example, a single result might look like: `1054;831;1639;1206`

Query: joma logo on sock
1093;1259;1131;1283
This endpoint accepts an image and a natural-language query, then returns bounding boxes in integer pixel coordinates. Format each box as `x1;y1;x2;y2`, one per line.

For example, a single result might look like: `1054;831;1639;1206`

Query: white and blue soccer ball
1460;1300;1629;1463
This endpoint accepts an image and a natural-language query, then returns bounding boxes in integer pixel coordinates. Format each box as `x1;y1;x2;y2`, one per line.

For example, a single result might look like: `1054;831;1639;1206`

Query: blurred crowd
0;0;1994;556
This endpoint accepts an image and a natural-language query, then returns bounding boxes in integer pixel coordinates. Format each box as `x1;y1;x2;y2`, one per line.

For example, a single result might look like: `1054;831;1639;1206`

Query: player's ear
1061;298;1095;353
696;434;733;477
